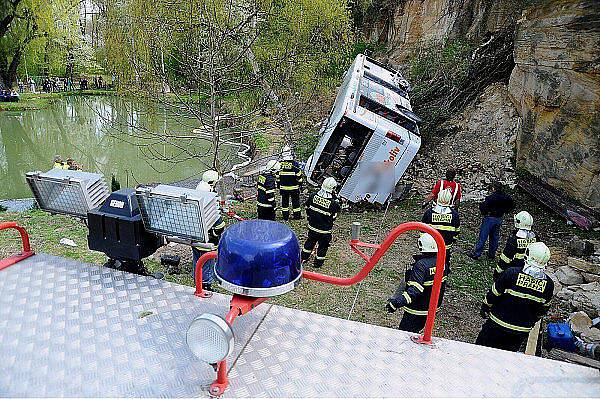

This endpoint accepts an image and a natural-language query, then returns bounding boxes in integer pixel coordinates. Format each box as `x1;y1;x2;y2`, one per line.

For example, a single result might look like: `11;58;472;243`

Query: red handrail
0;222;35;271
194;251;218;298
302;221;446;344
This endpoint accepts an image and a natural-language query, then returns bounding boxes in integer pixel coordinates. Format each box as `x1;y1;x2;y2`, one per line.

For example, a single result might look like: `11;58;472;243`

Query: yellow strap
423;276;447;286
431;225;459;232
308;225;332;234
402;307;429;316
402;292;412;304
500;253;512;263
495;264;504;273
514;253;525;259
505;289;546;303
489;314;531;333
491;284;501;296
280;185;299;190
407;281;424;292
309;206;331;216
279;171;298;176
257;202;274;208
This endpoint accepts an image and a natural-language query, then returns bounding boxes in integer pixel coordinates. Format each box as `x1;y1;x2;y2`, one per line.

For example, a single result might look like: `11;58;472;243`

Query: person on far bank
468;181;514;260
423;168;462;208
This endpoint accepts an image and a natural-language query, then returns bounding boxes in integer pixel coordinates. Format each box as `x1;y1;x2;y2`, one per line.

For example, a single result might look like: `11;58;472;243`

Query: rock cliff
508;0;600;211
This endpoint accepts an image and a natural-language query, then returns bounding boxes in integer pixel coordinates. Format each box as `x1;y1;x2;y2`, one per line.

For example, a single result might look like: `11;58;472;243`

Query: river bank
0;89;115;112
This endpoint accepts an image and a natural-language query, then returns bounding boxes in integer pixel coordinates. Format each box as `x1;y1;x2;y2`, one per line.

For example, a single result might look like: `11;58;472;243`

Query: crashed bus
305;54;421;204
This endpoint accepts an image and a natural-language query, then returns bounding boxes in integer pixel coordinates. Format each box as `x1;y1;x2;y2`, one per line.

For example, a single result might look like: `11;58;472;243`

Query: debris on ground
59;238;77;247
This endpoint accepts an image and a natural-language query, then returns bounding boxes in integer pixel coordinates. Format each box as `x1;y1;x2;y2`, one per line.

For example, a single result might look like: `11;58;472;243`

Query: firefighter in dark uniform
476;241;554;352
279;146;304;220
386;233;449;333
256;160;280;220
421;188;460;256
495;210;536;280
301;177;340;268
191;181;226;291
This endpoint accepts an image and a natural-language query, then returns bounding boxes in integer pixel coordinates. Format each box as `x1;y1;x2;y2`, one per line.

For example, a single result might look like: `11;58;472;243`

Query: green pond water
0;96;232;199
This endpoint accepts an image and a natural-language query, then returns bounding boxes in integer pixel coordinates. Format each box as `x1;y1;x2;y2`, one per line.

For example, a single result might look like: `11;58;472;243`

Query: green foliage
408;40;473;139
0;0;96;87
252;132;271;153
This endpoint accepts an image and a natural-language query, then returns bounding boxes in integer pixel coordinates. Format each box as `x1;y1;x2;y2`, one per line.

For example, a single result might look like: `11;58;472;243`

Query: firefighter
279;146;304;220
191;181;226;291
494;210;536;280
386;233;448;333
256;160;281;220
476;241;554;352
421;188;460;255
53;155;66;169
301;177;340;268
202;169;219;189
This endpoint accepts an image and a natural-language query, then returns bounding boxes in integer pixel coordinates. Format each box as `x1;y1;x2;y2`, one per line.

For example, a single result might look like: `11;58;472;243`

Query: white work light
26;169;110;218
135;184;219;243
186;314;234;364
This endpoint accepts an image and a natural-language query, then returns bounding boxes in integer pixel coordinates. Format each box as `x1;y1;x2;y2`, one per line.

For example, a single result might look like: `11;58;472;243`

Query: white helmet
195;181;212;192
524;242;551;269
418;233;438;253
436;188;453;206
514;211;533;230
281;146;293;161
202;170;219;185
266;160;281;172
340;137;352;149
321;177;338;193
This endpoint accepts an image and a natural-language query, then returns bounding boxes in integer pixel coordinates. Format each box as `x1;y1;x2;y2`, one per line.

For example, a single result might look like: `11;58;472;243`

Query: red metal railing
193;221;446;396
0;222;35;271
303;221;446;344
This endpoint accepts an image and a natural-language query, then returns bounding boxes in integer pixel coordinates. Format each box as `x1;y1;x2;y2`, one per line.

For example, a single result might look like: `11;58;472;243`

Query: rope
346;200;392;320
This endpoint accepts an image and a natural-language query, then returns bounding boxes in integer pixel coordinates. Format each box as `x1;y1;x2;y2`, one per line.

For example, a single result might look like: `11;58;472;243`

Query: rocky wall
508;0;600;211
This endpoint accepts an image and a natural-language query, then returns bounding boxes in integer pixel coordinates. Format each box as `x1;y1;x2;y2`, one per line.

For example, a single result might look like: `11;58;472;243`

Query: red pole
194;251;217;298
302;221;446;344
0;222;35;271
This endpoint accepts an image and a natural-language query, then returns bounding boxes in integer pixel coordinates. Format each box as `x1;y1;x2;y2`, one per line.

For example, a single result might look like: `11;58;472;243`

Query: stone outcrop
364;0;525;61
508;0;600;211
405;83;518;200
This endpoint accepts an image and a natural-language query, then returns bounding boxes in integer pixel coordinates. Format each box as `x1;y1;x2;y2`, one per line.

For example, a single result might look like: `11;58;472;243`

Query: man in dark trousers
386;233;449;333
476;242;554;352
423;168;462;208
279;146;304;220
494;210;536;280
468;181;514;260
301;177;340;268
422;188;460;255
256;160;280;220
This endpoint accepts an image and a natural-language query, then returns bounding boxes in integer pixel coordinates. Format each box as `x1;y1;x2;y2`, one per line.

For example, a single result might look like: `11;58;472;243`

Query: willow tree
0;0;83;88
100;0;352;176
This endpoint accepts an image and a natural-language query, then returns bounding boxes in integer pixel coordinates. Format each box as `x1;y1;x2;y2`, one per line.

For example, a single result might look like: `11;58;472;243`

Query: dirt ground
1;188;596;345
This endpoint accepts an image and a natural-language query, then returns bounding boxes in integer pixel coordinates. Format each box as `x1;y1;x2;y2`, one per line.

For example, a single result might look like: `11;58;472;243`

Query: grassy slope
1;190;596;343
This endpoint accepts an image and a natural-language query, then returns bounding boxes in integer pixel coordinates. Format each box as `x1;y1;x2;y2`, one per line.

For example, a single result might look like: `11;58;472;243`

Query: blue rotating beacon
214;220;302;297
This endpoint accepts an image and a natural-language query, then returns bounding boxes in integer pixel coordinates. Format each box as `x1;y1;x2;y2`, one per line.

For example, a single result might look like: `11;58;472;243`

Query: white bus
305;54;421;204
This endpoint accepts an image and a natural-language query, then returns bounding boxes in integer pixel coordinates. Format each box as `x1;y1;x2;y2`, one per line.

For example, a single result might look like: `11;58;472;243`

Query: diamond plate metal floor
1;254;599;397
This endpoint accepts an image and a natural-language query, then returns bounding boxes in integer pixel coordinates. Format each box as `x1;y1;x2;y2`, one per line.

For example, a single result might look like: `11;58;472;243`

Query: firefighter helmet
196;181;212;192
524;242;551;269
202;170;219;185
281;146;293;161
266;160;281;172
436;188;453;206
514;211;533;230
321;177;338;193
53;155;62;163
418;233;438;253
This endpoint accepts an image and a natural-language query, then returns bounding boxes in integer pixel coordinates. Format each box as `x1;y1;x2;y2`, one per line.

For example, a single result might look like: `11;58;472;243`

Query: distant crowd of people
13;75;111;94
53;155;83;171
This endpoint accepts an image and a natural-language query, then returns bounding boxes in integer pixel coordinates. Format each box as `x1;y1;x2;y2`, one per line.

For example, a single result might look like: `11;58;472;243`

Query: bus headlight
186;313;234;364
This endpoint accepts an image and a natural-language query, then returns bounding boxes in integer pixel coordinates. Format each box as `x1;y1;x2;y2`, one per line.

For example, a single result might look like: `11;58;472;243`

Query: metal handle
351;222;361;241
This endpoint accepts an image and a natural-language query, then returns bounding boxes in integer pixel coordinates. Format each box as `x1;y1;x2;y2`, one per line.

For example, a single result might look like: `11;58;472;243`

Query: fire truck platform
1;254;599;397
